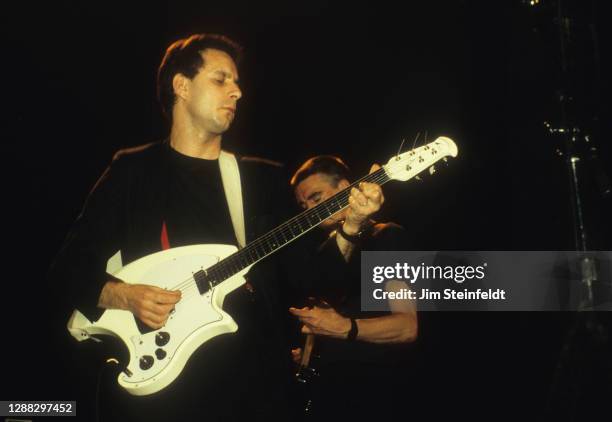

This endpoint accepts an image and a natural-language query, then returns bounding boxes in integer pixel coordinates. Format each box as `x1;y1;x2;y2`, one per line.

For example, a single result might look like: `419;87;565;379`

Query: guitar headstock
383;136;458;182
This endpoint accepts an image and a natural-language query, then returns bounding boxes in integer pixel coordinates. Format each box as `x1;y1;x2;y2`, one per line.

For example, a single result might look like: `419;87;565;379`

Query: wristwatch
337;220;371;243
347;318;358;341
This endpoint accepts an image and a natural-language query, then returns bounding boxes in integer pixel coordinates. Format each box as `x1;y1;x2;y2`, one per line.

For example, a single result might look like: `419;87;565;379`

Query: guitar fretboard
194;168;391;293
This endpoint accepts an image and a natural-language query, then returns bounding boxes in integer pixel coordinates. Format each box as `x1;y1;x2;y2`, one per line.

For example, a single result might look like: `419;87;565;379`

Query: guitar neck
194;168;391;293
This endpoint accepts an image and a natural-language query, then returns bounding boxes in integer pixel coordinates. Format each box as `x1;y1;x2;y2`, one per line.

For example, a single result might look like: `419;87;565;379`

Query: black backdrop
2;1;611;420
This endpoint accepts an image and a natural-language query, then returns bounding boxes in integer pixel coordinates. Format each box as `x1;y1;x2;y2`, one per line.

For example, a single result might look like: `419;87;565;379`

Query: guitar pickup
193;270;213;294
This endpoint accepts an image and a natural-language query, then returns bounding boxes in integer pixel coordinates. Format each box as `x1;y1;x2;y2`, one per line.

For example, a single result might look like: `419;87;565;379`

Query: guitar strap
219;150;246;249
104;150;246;272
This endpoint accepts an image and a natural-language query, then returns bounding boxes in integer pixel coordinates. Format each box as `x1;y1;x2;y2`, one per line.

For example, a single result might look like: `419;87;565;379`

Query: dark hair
157;33;243;119
290;155;352;189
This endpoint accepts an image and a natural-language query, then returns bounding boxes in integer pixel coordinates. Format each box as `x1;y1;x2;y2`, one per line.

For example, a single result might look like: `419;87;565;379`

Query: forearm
292;301;417;343
97;280;182;329
97;280;129;310
335;230;356;262
334;220;362;262
354;312;417;344
49;240;118;321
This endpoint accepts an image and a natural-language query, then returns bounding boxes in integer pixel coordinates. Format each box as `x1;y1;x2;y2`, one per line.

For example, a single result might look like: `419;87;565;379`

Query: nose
229;81;242;101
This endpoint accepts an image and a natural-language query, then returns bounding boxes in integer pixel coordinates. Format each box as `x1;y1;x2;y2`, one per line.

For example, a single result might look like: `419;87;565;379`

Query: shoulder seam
112;142;159;161
239;155;284;168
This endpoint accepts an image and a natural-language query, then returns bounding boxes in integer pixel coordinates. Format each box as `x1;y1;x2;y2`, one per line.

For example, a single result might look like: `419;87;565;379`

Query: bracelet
337;224;363;243
347;318;358;341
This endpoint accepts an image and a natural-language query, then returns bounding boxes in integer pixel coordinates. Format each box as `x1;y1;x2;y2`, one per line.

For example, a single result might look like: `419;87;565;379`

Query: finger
301;325;313;334
297;314;316;323
158;288;182;298
154;290;182;304
148;310;167;325
150;302;175;317
141;309;166;326
142;318;163;330
369;163;381;174
289;307;312;316
147;285;182;296
350;189;368;206
139;286;180;304
361;186;382;202
360;181;380;193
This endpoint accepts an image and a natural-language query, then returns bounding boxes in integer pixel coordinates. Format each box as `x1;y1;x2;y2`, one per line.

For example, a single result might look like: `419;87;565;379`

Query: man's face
295;173;349;229
182;48;242;134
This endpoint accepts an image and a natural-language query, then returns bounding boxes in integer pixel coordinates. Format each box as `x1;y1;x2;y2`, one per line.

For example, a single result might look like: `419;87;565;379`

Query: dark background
1;0;611;420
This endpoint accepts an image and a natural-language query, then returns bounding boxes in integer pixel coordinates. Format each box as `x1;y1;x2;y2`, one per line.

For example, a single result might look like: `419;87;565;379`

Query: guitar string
169;150;441;299
168;152;435;301
170;139;449;297
169;168;396;302
172;168;395;301
168;165;396;296
167;150;440;299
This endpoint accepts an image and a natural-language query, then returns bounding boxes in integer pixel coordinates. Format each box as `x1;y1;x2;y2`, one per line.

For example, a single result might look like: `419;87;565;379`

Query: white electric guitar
67;137;458;396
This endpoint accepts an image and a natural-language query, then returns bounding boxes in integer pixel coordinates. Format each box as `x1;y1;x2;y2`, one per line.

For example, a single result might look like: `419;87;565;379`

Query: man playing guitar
289;155;418;419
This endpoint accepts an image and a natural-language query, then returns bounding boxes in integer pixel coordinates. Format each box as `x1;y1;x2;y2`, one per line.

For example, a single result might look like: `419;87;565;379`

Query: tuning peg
429;165;436;175
442;157;448;165
415;175;422;181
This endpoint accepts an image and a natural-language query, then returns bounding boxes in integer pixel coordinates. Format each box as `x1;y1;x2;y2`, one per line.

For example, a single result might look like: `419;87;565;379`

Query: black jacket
49;140;293;325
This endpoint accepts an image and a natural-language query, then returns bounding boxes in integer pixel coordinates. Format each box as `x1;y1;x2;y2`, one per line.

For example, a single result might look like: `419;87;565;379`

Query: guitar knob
155;331;170;346
139;355;154;370
155;348;167;360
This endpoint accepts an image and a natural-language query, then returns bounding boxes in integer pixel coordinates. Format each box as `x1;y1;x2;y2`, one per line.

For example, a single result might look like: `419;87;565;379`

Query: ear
172;73;190;101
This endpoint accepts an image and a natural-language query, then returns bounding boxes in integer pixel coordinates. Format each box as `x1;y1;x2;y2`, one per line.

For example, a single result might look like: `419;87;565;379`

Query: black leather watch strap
337;224;363;243
347;318;358;341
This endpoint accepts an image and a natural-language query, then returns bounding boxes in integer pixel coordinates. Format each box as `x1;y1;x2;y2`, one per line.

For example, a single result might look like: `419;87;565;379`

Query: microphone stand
534;0;612;419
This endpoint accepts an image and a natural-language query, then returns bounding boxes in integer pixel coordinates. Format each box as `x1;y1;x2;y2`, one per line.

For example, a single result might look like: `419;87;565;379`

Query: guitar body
68;244;250;396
